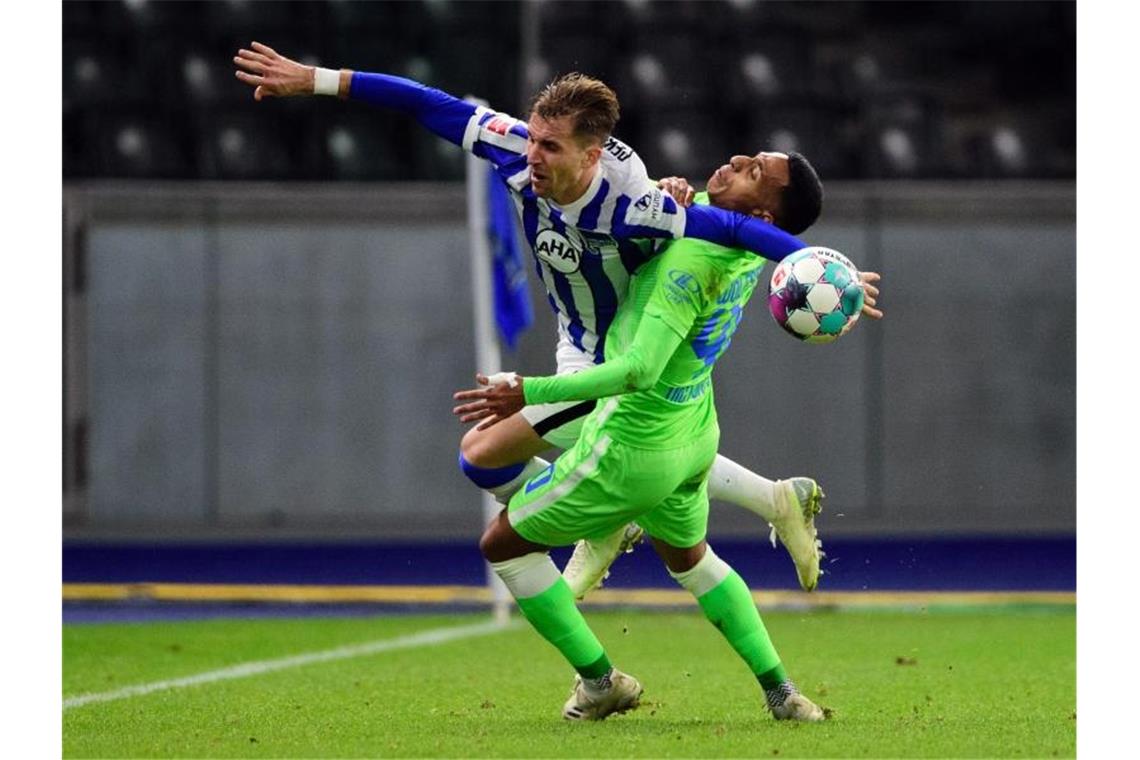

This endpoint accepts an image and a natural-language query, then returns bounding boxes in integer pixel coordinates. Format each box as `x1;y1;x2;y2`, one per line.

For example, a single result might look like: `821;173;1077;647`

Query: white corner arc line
64;619;518;710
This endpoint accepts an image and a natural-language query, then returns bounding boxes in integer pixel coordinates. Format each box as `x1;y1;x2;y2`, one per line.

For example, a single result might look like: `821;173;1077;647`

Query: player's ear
582;144;602;169
753;208;776;224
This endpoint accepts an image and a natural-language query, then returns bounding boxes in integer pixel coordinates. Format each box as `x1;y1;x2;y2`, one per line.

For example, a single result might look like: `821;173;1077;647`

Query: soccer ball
767;247;865;344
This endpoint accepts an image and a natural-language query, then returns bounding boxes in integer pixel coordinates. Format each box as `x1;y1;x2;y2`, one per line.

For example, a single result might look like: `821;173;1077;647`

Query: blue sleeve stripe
611;194;630;233
492;154;529;185
576;178;609;230
348;72;473;146
477;143;528;168
610;194;678;240
684;205;805;260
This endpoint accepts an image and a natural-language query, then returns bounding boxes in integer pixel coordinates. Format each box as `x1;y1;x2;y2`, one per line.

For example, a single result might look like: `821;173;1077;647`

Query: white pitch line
64;619;519;710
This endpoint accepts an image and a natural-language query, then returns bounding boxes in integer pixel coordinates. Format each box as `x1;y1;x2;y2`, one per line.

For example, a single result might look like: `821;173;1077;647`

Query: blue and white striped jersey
462;106;684;362
346;72;807;362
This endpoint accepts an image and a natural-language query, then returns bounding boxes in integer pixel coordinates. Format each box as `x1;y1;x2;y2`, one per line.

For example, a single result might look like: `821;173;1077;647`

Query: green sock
696;570;788;690
515;576;612;679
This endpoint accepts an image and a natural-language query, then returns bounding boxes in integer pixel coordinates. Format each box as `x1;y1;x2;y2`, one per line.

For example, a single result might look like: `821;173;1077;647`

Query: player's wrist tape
485;371;520;388
313;67;340;96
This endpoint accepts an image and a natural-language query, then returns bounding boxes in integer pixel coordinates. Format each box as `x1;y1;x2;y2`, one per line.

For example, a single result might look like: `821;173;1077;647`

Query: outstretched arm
453;316;685;429
234;41;482;147
233;42;344;100
613;185;807;262
682;205;806;261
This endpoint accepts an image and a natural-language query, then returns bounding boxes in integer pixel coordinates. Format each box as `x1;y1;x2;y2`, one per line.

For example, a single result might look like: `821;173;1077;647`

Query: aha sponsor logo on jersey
665;268;702;306
535;229;583;274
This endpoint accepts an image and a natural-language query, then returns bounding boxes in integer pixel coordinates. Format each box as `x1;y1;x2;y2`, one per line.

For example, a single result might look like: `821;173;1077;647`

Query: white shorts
520;338;600;450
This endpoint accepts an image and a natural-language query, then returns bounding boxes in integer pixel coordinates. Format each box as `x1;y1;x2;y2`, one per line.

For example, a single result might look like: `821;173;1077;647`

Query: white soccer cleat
770;693;827;722
768;477;824;592
562;669;643;721
563;523;644;600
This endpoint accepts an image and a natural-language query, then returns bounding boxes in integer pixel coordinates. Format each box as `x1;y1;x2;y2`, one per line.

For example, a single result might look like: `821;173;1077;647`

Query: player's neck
551;167;598;206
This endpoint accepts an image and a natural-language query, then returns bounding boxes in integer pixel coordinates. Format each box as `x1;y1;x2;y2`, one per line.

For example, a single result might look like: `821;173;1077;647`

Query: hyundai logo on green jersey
665;268;702;305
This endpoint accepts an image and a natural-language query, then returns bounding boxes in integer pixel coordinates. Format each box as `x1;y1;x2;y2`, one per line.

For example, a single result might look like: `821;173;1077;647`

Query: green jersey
524;194;767;449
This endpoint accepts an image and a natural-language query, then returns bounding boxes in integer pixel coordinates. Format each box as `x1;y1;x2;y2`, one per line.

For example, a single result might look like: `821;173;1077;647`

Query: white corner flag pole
464;97;512;627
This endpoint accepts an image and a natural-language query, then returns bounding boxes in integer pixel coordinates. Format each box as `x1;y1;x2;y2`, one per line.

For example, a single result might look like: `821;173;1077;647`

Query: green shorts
507;411;719;549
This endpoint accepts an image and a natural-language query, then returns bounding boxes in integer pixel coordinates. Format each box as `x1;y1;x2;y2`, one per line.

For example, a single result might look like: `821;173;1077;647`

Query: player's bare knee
479;520;513;563
652;537;707;574
478;524;497;561
460;426;504;469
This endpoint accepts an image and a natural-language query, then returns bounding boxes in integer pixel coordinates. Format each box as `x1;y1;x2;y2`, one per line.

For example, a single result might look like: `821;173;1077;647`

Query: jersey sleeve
460;108;530;171
683;205;806;261
606;179;807;262
523;316;687;405
523;247;711;406
347;72;528;172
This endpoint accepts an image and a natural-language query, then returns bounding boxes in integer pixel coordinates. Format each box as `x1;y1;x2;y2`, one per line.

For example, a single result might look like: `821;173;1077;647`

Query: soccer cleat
768;477;824;592
563;523;644;600
770;693;827;722
562;669;643;721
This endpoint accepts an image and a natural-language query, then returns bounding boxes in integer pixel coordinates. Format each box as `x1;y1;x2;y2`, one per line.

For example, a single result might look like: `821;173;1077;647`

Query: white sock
487;457;551;504
668;545;733;597
707;454;778;522
489;552;561;599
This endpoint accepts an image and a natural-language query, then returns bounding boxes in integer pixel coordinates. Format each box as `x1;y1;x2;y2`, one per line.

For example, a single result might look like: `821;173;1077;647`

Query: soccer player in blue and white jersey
233;43;880;595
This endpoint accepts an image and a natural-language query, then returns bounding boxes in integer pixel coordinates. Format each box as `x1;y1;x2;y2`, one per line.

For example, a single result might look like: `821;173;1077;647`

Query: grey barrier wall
62;181;1074;539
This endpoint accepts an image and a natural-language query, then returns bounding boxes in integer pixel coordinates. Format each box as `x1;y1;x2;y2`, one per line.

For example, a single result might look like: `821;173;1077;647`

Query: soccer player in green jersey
454;185;879;721
234;43;880;598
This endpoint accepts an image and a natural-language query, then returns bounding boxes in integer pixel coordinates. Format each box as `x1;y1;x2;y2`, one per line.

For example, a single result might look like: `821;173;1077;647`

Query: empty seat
320;111;409;181
410;127;466;180
95;112;193;178
634;109;729;182
193;108;295;180
744;98;857;179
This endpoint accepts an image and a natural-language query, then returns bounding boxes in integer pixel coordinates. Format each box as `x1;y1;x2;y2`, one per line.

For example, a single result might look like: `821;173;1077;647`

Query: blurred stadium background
61;0;1075;606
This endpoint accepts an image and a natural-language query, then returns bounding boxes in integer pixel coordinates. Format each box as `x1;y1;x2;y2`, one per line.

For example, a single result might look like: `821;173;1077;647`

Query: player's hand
858;271;883;319
452;372;527;431
657;176;695;206
234;41;315;101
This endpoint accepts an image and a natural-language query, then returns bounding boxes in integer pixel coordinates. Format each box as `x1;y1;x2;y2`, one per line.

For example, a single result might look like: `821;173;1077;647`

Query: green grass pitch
63;607;1075;758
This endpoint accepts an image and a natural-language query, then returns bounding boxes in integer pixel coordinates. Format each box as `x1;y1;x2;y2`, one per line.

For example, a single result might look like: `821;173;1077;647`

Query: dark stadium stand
62;0;1074;181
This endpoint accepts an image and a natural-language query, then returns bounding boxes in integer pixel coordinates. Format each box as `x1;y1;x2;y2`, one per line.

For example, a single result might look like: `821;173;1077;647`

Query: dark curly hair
777;152;824;235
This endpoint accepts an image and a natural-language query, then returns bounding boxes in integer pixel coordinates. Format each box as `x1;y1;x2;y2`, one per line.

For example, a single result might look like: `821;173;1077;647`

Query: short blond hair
529;72;620;145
